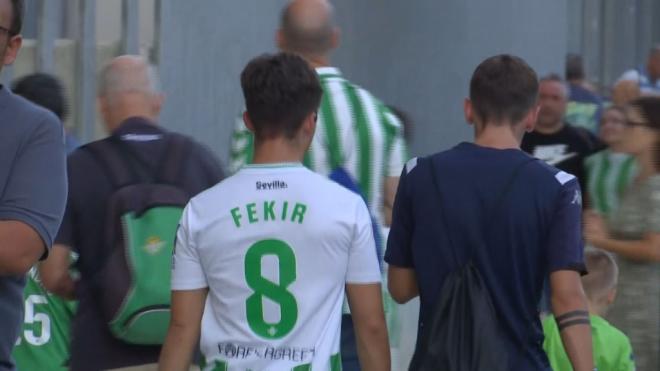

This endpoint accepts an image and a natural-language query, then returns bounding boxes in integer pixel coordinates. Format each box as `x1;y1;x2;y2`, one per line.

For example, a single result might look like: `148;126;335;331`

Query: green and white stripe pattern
585;150;637;216
230;67;408;226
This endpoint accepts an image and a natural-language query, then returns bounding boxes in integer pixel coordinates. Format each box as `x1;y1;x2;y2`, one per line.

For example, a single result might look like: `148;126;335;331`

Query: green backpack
85;134;191;345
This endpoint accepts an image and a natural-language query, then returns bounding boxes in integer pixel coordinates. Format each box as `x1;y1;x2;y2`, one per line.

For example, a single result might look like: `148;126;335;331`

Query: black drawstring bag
409;156;533;371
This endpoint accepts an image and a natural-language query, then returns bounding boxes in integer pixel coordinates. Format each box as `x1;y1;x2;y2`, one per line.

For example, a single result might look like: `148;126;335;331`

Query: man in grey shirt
0;0;68;369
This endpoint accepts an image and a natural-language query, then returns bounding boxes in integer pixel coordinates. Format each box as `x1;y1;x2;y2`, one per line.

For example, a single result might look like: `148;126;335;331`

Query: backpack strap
83;139;137;189
155;133;192;186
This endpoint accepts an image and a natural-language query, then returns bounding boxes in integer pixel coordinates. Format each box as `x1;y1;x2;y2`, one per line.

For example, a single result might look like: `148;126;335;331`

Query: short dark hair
241;52;322;139
581;249;618;302
9;0;23;36
565;54;585;81
12;73;68;120
469;54;539;125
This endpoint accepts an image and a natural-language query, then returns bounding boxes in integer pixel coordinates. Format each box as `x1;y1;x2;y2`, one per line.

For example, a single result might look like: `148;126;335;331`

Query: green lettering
281;201;289;221
291;203;307;224
247;203;258;223
230;207;242;228
264;201;276;221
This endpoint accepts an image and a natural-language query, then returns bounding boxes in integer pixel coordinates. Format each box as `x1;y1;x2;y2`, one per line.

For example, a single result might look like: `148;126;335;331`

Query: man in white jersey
159;53;390;371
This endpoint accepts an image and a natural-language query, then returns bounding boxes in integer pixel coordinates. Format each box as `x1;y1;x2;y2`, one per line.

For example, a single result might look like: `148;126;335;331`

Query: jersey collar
316;67;343;80
243;162;304;169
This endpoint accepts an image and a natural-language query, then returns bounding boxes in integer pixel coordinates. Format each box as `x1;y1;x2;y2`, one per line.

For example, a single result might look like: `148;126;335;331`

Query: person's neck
304;54;331;69
587;302;607;318
609;142;627;154
636;147;657;180
474;123;521;150
109;112;156;130
252;138;306;165
535;120;564;135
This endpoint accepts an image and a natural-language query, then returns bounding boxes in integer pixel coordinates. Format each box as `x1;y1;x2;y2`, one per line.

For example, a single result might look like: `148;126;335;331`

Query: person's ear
276;29;286;51
152;94;164;116
302;111;317;138
524;105;540;133
3;35;22;66
331;27;340;50
464;98;474;126
243;111;256;134
606;288;617;305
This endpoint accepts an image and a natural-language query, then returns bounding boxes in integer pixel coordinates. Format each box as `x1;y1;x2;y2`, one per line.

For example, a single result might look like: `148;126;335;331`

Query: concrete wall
158;0;567;165
331;0;567;157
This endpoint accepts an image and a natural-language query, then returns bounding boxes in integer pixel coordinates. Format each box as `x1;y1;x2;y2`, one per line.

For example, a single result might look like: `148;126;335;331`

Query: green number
245;239;298;339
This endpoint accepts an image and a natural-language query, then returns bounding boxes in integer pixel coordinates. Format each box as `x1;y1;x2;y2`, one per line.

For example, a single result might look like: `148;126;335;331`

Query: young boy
158;52;389;371
543;248;635;371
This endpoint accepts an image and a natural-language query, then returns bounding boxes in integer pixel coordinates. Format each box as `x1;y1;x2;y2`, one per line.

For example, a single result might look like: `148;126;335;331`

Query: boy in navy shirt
386;55;595;371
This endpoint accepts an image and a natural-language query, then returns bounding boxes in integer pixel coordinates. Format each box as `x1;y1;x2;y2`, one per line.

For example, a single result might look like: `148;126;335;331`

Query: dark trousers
341;314;361;371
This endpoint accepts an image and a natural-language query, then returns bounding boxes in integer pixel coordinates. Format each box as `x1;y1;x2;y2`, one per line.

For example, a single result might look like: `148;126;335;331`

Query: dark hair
565;53;585;81
241;52;322;139
629;96;660;172
469;54;539;125
12;73;68;120
9;0;23;36
581;249;618;302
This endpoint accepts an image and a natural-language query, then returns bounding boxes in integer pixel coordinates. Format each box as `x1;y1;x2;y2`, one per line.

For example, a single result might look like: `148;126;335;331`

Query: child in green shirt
543;249;635;371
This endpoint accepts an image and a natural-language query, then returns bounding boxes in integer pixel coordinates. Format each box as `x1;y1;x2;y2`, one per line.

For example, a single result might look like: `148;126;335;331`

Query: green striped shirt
585;150;637;216
231;67;408;226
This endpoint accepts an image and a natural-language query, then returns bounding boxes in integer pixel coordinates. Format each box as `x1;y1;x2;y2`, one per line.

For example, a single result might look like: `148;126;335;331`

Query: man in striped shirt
230;0;407;229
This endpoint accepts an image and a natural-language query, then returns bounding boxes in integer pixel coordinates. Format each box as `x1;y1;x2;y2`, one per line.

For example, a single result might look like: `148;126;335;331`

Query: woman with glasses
585;96;660;371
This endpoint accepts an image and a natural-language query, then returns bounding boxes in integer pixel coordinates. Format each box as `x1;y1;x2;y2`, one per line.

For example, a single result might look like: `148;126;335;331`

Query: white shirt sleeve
345;198;382;284
384;111;407;177
171;203;209;290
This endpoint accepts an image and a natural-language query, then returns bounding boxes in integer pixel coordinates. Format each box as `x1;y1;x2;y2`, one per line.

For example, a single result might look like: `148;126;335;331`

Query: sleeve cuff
549;263;588;276
0;209;53;255
171;280;209;291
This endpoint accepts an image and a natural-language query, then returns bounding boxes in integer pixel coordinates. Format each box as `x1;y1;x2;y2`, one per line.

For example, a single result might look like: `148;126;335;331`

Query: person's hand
584;211;610;247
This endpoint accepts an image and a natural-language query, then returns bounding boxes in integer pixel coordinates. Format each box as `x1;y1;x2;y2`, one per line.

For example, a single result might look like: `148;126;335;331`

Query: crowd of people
0;0;658;370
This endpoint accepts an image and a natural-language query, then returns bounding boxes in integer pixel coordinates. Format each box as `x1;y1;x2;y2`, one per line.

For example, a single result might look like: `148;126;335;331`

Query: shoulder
595;316;633;345
7;92;62;140
308;168;367;205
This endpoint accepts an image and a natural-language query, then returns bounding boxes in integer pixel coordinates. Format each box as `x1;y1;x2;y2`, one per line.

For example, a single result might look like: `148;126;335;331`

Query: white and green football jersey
171;163;382;371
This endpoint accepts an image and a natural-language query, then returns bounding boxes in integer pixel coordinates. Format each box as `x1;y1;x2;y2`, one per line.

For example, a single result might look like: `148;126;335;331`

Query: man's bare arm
346;283;390;371
387;265;418;304
39;244;76;300
383;176;400;226
0;221;45;275
159;288;208;371
550;270;594;371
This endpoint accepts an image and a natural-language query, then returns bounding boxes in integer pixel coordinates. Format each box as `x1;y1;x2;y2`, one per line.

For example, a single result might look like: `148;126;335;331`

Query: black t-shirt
56;117;224;370
385;143;585;370
521;123;603;196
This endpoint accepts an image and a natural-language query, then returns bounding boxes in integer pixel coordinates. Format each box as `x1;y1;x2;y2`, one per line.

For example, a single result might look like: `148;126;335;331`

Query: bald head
98;55;159;101
98;55;163;131
279;0;338;59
